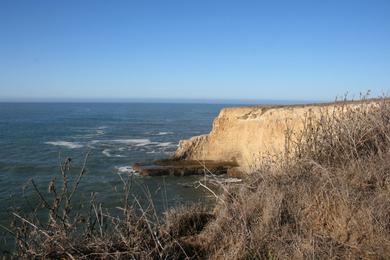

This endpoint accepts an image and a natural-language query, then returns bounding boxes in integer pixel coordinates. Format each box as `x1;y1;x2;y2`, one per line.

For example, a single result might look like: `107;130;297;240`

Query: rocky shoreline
132;159;240;177
133;100;382;178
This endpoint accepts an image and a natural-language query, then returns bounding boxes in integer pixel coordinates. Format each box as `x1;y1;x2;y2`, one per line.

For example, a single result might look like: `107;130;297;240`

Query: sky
0;0;389;102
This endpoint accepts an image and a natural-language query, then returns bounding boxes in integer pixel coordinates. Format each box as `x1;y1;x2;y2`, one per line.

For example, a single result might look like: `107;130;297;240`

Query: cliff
173;100;379;173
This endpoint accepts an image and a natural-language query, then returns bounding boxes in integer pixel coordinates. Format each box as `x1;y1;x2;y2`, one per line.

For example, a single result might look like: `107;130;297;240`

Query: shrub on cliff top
199;97;390;259
292;97;390;168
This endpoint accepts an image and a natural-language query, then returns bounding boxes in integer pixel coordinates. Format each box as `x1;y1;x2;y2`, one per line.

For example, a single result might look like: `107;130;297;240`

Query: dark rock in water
132;159;239;177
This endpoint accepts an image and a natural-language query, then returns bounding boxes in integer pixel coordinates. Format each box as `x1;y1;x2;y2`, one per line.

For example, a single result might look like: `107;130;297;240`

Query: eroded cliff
173;101;378;173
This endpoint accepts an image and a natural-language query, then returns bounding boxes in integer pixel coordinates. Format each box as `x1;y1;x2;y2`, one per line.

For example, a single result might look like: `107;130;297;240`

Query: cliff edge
173;100;379;173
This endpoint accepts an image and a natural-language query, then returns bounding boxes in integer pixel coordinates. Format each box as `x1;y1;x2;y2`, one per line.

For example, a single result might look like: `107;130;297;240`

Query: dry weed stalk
8;153;212;259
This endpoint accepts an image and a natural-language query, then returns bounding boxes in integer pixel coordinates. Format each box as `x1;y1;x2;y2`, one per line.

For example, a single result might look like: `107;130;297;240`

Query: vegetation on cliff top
6;97;390;259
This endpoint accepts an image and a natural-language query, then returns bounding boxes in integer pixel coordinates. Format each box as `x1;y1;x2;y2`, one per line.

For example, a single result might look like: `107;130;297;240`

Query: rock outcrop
133;159;238;177
173;100;379;173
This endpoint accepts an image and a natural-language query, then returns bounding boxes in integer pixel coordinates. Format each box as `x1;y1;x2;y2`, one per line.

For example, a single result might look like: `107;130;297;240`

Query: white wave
146;131;174;136
87;143;97;149
116;166;138;175
111;139;151;145
156;142;174;147
135;141;156;147
102;149;124;158
102;149;111;157
146;150;158;154
45;141;83;149
96;130;105;135
156;131;174;135
89;139;151;146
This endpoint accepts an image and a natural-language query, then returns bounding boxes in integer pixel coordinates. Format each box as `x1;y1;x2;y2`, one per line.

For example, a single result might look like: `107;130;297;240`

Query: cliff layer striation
173;100;379;173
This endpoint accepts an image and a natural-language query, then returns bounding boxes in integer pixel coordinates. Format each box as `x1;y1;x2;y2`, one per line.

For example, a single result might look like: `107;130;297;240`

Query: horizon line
0;97;328;105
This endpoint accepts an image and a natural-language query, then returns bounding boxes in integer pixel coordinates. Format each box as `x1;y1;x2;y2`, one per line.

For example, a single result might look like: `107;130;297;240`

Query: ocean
0;102;232;249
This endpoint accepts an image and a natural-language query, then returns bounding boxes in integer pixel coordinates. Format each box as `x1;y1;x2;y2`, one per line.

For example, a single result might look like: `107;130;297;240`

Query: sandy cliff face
173;101;377;172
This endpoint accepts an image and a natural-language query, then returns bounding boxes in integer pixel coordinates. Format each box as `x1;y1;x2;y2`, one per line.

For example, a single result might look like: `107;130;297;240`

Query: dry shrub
164;205;214;238
9;157;212;259
202;153;390;259
294;97;390;167
162;205;214;259
200;97;390;259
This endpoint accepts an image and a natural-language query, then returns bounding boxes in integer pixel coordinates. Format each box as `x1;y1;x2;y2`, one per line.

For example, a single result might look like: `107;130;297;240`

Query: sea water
0;102;229;249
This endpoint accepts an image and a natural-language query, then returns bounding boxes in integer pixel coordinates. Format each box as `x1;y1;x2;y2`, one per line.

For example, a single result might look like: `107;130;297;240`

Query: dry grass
199;97;390;259
8;160;213;259
7;96;390;259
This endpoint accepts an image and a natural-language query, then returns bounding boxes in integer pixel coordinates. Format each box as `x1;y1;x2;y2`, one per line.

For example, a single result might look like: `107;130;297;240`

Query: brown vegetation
198;97;390;259
8;97;390;259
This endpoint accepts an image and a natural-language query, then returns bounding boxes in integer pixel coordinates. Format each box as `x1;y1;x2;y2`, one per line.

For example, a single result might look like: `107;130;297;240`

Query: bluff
173;100;378;173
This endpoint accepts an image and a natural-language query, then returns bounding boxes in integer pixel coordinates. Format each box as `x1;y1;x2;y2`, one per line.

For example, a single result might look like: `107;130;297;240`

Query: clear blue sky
0;0;389;101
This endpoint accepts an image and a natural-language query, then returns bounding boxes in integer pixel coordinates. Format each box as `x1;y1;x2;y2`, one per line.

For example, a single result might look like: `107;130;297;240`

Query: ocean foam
156;131;174;135
111;139;151;145
146;150;158;154
88;138;176;155
102;149;112;157
116;166;138;175
89;139;151;146
96;130;105;135
102;149;124;158
156;142;173;147
45;141;83;149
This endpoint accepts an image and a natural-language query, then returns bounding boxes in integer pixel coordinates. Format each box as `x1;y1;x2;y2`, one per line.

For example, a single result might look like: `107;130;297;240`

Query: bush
200;97;390;259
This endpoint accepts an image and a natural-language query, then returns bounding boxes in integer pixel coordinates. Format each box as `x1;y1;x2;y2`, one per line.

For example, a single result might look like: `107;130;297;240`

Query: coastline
8;97;390;259
133;98;385;176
